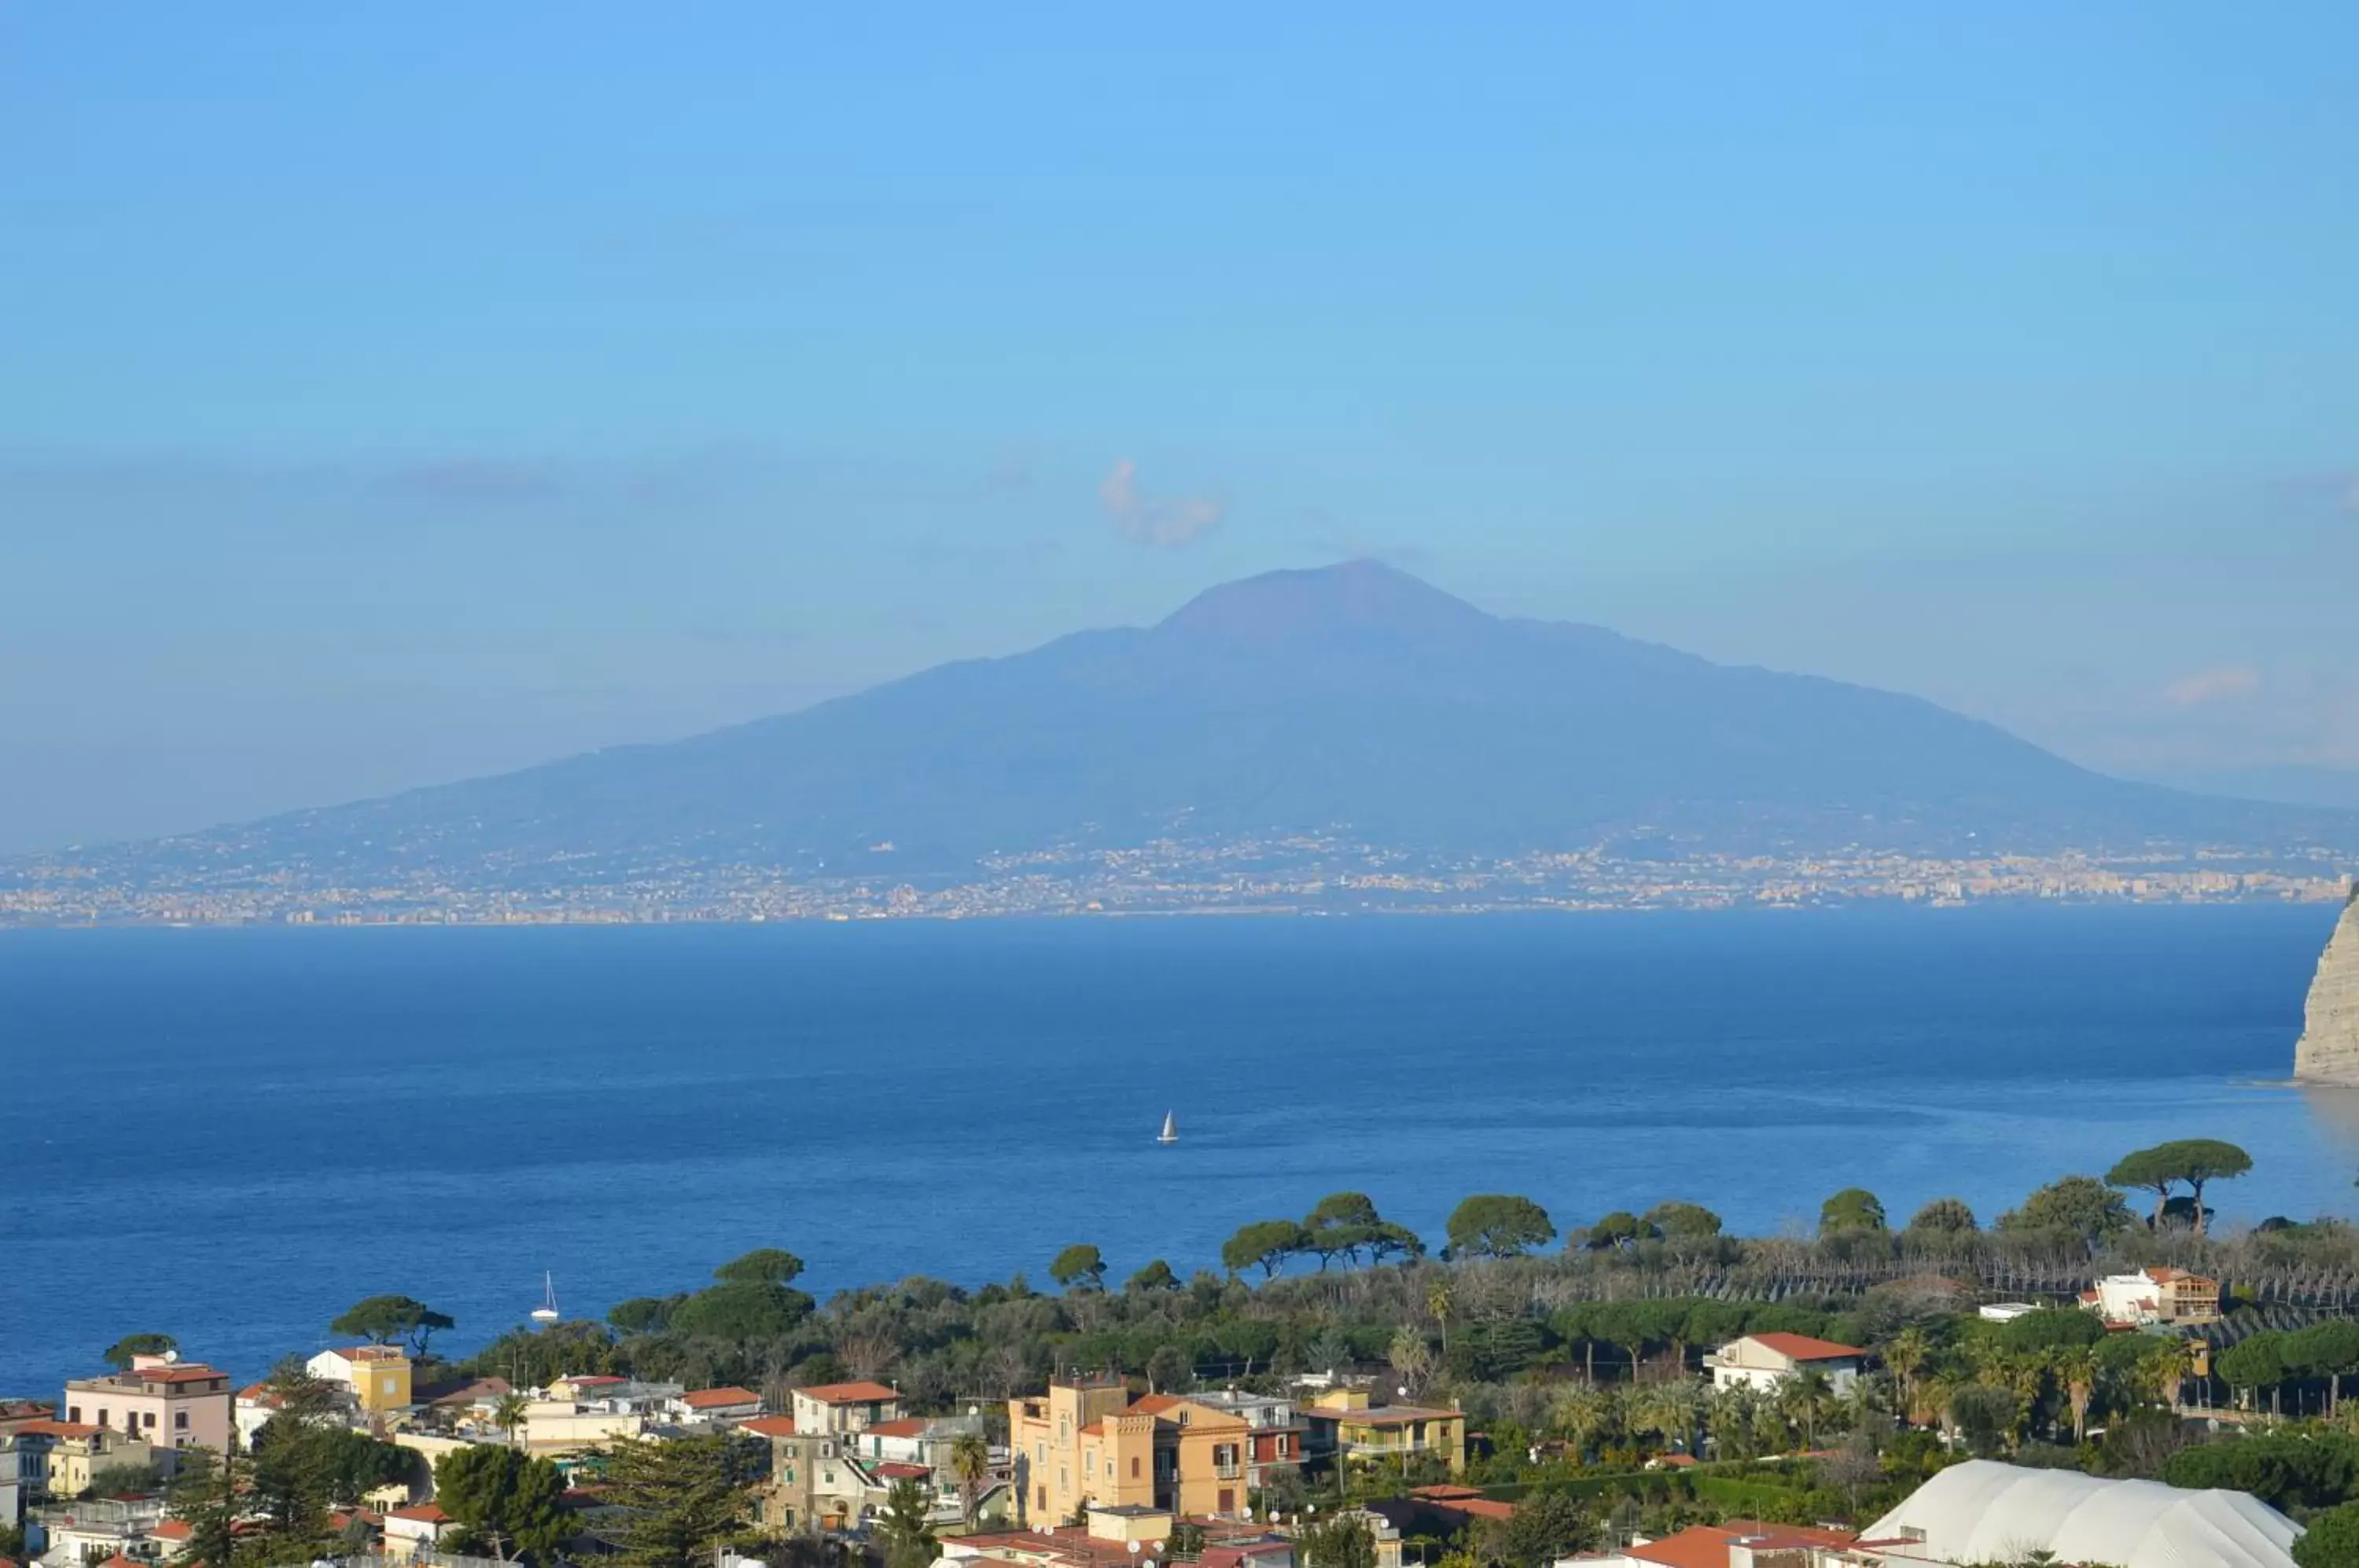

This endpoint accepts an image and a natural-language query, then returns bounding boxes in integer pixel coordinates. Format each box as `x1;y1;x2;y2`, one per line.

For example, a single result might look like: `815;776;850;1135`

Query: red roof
1130;1393;1182;1415
390;1504;451;1524
153;1521;195;1540
740;1415;799;1437
877;1462;930;1479
102;1555;144;1568
17;1419;103;1438
1411;1485;1482;1500
1651;1453;1698;1468
681;1386;760;1409
1744;1331;1866;1363
797;1381;900;1404
134;1366;226;1385
1624;1521;1855;1568
863;1417;930;1438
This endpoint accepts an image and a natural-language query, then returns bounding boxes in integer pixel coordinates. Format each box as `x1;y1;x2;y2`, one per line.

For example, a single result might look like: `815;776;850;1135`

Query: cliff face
2296;888;2359;1082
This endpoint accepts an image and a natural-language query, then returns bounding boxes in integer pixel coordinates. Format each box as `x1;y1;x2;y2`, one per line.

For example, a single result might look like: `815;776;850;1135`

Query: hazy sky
6;6;2357;853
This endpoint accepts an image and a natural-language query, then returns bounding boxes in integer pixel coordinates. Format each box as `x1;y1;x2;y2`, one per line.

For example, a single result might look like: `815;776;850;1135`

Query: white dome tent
1860;1459;2303;1568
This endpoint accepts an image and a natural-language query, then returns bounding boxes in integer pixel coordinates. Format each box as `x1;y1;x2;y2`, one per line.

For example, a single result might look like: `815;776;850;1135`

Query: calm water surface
3;907;2354;1395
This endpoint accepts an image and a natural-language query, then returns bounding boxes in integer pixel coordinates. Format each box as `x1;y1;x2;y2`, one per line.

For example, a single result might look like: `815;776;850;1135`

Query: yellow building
306;1346;414;1415
1303;1388;1464;1475
1008;1378;1257;1525
39;1423;154;1498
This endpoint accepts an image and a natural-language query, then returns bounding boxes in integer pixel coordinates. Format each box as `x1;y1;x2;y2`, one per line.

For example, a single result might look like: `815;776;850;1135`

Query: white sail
1157;1110;1178;1143
532;1271;561;1323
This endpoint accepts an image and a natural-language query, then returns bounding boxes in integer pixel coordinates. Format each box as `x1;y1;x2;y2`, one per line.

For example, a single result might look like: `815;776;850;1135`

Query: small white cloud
2164;664;2261;708
1098;458;1226;548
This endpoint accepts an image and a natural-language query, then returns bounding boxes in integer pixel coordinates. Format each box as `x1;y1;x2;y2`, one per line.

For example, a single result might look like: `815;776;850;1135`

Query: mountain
43;562;2359;885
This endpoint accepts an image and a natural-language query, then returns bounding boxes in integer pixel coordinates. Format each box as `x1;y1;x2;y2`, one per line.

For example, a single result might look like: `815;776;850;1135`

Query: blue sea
5;907;2357;1398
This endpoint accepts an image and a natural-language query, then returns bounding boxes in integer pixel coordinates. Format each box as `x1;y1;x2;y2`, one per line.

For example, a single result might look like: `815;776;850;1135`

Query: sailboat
532;1272;561;1325
1156;1110;1178;1146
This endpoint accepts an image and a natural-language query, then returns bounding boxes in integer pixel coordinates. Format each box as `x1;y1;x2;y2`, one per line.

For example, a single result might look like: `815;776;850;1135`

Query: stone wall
2295;886;2359;1083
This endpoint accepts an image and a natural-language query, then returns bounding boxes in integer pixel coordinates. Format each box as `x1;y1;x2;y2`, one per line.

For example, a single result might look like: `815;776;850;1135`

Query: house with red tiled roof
62;1355;234;1454
2087;1265;2221;1327
669;1386;763;1423
789;1381;903;1436
384;1502;455;1562
1570;1518;1855;1568
1704;1333;1866;1395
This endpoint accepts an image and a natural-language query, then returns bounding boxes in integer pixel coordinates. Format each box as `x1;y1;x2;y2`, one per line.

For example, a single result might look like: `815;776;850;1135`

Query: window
175;1412;189;1430
1130;1456;1139;1480
144;1412;157;1429
1036;1486;1047;1513
98;1409;109;1429
68;1406;80;1423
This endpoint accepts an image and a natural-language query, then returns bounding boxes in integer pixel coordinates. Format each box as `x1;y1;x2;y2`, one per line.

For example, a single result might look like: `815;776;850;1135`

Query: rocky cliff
2296;886;2359;1082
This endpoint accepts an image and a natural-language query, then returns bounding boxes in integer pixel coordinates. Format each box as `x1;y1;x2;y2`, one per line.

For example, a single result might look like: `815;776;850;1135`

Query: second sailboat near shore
1157;1110;1178;1145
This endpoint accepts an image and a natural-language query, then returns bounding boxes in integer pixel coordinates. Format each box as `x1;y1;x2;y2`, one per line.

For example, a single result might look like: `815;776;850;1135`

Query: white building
669;1386;763;1424
2083;1267;2221;1327
1858;1459;2298;1567
1704;1333;1865;1396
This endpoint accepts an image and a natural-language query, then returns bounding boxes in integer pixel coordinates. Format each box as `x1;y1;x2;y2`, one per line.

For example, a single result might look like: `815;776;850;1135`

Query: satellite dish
164;1350;181;1364
1128;1544;1142;1555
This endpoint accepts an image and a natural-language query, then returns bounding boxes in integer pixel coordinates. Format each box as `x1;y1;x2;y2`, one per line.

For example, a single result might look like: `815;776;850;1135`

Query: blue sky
5;5;2357;852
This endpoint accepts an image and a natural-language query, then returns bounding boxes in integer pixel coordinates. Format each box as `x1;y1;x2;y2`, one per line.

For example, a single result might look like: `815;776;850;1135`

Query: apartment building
61;1357;232;1455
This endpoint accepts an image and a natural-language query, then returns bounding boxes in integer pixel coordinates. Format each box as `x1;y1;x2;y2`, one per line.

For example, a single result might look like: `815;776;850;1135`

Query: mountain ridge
21;561;2359;888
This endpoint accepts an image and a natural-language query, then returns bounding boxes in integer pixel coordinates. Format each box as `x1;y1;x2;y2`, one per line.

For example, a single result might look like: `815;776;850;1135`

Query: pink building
63;1356;233;1454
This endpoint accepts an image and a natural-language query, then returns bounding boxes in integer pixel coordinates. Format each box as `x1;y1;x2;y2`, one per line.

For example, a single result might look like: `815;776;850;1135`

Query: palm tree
1779;1369;1834;1450
1883;1329;1930;1426
1426;1279;1456;1357
2051;1346;2099;1445
1549;1383;1610;1466
1388;1326;1434;1394
2140;1338;2195;1412
492;1391;529;1445
949;1432;990;1525
1632;1381;1703;1459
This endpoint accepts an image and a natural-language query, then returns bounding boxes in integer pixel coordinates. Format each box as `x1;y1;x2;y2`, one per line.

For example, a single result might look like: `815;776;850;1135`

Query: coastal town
6;1154;2357;1568
2;839;2348;928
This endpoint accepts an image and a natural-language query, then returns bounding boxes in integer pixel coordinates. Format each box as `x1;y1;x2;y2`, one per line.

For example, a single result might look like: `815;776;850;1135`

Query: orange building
1008;1377;1260;1524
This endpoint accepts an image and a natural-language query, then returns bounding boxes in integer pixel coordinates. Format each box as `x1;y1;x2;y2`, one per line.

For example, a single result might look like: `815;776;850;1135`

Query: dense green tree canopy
2163;1431;2359;1513
1301;1516;1376;1568
1997;1176;2134;1244
1222;1220;1312;1278
1580;1211;1648;1250
1125;1259;1179;1293
329;1294;455;1356
876;1476;938;1568
1642;1201;1723;1240
101;1334;178;1371
599;1435;753;1568
668;1282;815;1341
1481;1486;1595;1566
609;1295;688;1335
435;1444;569;1563
1049;1245;1106;1291
1904;1197;1978;1235
712;1248;805;1286
1447;1194;1555;1258
1819;1188;1887;1233
2107;1140;2252;1234
2296;1500;2359;1567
